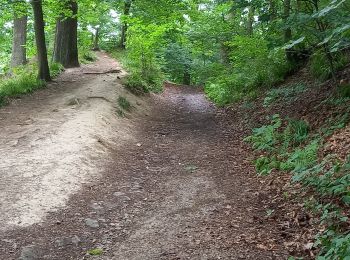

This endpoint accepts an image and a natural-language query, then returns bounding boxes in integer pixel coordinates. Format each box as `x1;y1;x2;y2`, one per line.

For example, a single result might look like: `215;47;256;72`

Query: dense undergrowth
245;80;350;259
0;62;64;106
110;50;163;95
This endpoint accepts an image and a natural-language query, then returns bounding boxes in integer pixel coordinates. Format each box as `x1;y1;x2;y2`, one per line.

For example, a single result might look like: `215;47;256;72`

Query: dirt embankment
0;52;149;232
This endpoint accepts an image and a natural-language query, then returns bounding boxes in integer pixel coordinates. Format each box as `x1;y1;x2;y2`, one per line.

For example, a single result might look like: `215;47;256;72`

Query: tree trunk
31;0;51;81
93;27;100;51
11;14;27;67
247;5;255;36
269;0;277;21
283;0;293;62
183;67;191;85
119;0;132;49
53;0;79;68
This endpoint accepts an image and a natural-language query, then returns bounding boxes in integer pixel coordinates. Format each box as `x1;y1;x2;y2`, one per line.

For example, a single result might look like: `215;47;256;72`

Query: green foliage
310;51;349;81
49;62;64;78
0;61;64;106
338;84;350;98
245;114;313;175
125;20;168;92
286;0;350;78
246;110;350;259
299;156;350;260
244;114;282;152
124;73;150;95
316;231;350;260
281;140;319;172
185;164;198;173
0;69;45;105
321;112;350;137
293;156;350;205
263;83;307;107
254;156;280;176
282;119;310;148
80;50;97;63
163;42;193;84
205;37;291;105
110;50;155;95
87;248;103;256
117;96;131;111
229;37;290;87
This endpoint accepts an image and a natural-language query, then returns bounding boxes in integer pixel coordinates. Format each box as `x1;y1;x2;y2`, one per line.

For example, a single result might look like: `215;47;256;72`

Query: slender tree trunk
283;0;293;62
183;63;191;85
247;5;255;36
93;27;100;51
283;0;292;42
11;14;27;67
119;0;132;49
31;0;51;81
269;0;277;20
53;0;79;68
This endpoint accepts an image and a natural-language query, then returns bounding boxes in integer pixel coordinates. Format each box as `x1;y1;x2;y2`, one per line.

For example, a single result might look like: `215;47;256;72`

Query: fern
244;114;282;152
281;139;320;172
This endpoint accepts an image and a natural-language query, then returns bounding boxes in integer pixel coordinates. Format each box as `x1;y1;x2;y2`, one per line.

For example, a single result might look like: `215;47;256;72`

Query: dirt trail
1;55;291;259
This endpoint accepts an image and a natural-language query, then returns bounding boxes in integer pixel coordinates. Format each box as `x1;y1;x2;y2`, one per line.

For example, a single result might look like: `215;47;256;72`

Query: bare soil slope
0;52;149;231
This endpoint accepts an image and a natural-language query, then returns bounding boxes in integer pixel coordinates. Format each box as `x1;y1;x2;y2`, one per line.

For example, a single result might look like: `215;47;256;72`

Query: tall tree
283;0;293;62
11;1;27;67
53;0;79;68
247;5;255;35
119;0;132;49
31;0;51;81
93;26;100;50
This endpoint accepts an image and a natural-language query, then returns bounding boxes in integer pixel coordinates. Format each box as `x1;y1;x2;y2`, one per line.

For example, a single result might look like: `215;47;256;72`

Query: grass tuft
87;248;103;256
0;72;45;105
118;96;131;111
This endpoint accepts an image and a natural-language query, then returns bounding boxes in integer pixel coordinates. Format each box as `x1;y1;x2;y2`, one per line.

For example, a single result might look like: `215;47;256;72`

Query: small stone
71;235;81;246
56;237;72;247
90;203;103;210
85;218;99;228
20;245;40;260
113;192;126;197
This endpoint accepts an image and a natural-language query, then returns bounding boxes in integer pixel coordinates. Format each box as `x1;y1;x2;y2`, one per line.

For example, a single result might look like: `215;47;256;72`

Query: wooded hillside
0;0;350;259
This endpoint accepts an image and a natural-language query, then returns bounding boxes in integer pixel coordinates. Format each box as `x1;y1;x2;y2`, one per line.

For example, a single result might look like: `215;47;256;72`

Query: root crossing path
1;54;289;259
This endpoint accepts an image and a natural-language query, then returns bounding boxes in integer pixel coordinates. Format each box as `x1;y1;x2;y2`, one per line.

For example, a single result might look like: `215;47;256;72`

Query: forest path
1;54;289;259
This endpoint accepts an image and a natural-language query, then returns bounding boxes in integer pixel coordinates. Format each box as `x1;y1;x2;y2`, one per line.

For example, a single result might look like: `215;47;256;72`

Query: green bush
244;114;282;152
0;71;44;105
338;84;350;98
310;51;349;81
205;36;291;105
316;231;350;260
254;156;281;175
282;118;310;148
281;140;319;172
124;73;149;95
245;115;313;174
79;48;97;64
246;112;350;259
49;62;64;78
125;22;167;93
110;45;164;94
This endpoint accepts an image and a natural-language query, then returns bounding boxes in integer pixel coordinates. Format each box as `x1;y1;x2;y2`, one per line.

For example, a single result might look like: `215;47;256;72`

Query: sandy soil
0;54;302;259
0;52;148;231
